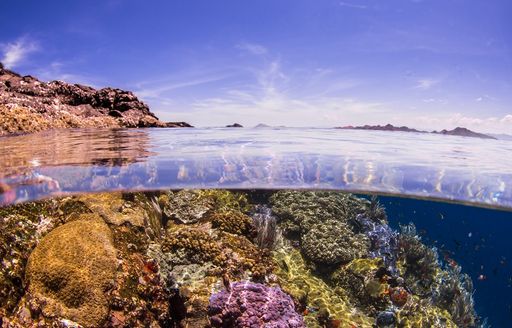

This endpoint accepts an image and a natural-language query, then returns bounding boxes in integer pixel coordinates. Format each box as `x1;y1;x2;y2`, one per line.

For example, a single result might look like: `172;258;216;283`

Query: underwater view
0;188;510;327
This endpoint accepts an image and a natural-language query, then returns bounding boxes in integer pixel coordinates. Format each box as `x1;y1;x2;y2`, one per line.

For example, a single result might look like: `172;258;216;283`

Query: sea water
0;128;511;327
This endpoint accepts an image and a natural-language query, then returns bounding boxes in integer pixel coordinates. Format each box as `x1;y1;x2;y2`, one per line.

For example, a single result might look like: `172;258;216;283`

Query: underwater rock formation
208;281;305;327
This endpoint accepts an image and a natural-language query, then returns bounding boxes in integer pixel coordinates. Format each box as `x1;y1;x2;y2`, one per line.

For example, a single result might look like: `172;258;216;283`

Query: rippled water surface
1;127;511;208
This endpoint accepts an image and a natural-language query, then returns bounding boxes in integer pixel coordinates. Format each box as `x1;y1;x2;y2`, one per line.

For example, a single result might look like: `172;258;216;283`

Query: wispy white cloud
0;37;38;69
415;78;439;90
338;1;368;10
236;42;268;55
150;59;386;127
475;94;496;102
35;61;101;87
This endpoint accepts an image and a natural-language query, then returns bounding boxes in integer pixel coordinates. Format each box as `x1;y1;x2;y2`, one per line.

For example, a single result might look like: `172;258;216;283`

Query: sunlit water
0;128;511;327
0;127;511;209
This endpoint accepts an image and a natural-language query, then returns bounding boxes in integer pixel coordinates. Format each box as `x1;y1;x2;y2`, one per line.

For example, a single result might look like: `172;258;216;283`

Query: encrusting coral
24;215;118;327
270;191;371;270
208;281;305;327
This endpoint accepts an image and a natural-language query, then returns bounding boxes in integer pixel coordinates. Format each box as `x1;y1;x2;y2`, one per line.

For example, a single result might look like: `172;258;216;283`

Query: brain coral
25;215;117;327
208;281;305;328
301;219;369;265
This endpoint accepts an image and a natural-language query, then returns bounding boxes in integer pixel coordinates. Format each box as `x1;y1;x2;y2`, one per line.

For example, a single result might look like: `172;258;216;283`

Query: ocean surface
0;127;511;327
0;127;511;208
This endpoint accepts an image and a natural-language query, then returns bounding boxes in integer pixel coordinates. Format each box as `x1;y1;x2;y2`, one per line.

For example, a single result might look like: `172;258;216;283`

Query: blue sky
1;0;511;132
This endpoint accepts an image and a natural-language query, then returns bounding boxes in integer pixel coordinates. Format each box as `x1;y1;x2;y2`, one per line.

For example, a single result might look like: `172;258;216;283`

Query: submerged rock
25;215;117;327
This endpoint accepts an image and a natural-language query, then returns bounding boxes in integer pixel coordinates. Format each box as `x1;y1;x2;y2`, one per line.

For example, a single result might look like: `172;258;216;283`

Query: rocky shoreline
0;63;191;136
0;190;480;327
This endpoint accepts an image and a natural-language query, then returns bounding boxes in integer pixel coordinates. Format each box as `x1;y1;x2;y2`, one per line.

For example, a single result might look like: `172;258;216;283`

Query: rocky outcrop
0;63;192;135
433;127;496;139
338;123;424;133
226;123;243;128
337;123;496;139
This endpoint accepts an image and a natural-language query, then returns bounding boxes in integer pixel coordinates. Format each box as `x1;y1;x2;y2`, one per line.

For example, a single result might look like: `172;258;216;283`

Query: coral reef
270;191;370;269
208;281;305;327
397;223;439;296
210;210;254;236
24;215;117;327
0;190;481;328
354;213;399;276
432;266;479;327
302;219;369;265
274;248;373;327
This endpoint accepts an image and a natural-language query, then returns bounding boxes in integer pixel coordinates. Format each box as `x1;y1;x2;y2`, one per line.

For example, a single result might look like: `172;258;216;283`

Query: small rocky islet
0;190;480;327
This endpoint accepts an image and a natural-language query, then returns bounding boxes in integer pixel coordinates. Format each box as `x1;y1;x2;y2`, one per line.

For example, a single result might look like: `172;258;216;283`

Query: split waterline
0;127;511;327
0;127;511;209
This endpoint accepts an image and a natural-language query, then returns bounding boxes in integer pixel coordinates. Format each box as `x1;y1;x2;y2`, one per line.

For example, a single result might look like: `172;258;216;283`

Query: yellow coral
25;214;117;327
274;248;374;328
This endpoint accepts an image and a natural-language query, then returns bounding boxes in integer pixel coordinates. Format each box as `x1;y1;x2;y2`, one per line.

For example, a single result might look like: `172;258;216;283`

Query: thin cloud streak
236;42;268;55
0;37;38;69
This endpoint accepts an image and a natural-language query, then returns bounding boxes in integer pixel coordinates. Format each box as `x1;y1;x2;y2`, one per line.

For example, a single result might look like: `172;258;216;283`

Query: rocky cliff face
0;63;191;135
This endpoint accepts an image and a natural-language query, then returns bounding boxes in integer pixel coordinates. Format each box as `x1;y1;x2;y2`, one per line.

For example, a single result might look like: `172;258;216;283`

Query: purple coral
208;281;305;328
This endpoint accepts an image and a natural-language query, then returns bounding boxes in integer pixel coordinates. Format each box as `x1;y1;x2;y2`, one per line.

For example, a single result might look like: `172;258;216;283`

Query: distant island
337;124;497;140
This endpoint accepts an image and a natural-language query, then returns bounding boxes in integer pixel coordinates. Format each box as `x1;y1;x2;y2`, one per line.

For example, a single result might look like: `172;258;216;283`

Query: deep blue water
379;196;512;327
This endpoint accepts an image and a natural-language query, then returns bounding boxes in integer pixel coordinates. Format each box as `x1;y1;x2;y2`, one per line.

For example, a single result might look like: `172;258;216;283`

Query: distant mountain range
337;124;497;140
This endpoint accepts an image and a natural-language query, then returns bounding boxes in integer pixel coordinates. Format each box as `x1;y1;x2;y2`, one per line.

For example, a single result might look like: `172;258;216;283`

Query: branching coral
397;223;439;296
432;266;479;327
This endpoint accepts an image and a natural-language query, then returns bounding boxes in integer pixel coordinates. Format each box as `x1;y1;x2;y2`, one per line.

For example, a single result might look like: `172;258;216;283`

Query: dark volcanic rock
0;64;191;134
433;127;496;139
226;123;243;128
338;123;496;140
338;123;425;133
